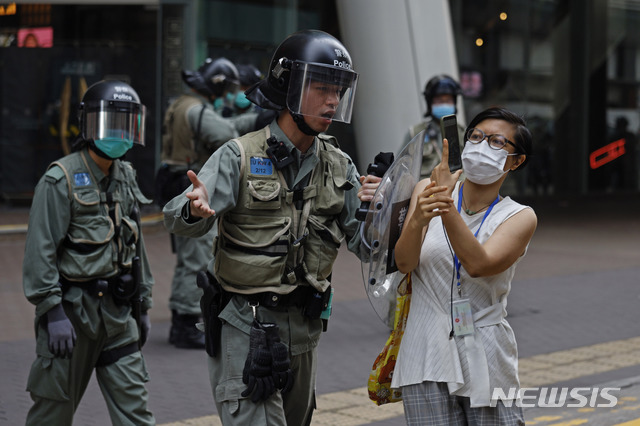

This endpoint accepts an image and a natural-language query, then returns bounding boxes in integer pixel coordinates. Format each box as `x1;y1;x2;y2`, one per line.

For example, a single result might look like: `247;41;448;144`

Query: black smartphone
440;114;462;172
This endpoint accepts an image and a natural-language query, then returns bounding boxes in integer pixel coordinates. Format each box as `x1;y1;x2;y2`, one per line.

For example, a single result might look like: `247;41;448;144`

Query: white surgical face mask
461;140;509;185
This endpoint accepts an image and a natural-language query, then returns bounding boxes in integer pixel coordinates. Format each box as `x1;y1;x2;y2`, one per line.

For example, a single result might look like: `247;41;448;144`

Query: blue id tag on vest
250;157;273;175
452;299;475;336
74;172;91;186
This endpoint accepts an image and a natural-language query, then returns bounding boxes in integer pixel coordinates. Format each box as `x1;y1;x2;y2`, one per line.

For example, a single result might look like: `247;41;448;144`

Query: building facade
0;0;638;202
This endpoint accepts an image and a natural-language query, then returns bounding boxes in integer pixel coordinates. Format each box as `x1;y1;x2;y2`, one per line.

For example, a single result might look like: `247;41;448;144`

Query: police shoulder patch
44;166;65;183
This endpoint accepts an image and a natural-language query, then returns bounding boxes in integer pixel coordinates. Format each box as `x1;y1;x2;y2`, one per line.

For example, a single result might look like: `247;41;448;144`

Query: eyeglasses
465;128;518;151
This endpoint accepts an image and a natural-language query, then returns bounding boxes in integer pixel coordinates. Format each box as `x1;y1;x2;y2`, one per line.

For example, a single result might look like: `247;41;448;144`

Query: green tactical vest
213;127;353;295
47;149;151;282
161;94;206;169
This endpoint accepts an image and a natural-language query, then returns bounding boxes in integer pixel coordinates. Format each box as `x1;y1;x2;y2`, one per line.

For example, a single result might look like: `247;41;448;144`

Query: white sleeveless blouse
391;181;532;407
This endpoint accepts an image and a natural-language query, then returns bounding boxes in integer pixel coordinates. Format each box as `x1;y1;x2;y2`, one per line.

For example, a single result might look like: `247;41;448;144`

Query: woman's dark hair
465;106;532;170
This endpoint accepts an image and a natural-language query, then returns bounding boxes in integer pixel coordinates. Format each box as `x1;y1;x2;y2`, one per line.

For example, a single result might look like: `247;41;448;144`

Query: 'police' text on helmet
245;29;358;125
78;80;146;146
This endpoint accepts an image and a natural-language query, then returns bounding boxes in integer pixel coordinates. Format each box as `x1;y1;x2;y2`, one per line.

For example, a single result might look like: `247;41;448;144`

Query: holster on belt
110;271;139;306
197;271;227;358
302;285;332;320
244;285;333;331
130;256;143;348
59;277;110;298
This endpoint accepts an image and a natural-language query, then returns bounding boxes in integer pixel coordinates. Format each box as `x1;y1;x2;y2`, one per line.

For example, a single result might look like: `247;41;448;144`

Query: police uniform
160;83;260;349
404;115;467;180
163;121;363;425
23;147;155;425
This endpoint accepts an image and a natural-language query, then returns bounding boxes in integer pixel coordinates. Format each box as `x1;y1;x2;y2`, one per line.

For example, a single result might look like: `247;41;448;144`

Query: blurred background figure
526;115;554;196
157;57;257;349
403;74;466;180
610;116;638;192
232;63;263;116
22;32;39;48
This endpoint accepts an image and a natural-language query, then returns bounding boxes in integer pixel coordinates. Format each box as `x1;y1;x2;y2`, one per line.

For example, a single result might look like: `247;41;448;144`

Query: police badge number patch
250;157;273;176
74;173;92;186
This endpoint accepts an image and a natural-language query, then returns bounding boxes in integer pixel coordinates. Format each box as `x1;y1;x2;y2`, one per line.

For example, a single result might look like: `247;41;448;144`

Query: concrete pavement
1;193;639;425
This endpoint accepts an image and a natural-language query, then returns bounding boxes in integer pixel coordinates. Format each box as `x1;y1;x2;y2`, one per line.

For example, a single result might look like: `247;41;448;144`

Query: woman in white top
393;107;537;425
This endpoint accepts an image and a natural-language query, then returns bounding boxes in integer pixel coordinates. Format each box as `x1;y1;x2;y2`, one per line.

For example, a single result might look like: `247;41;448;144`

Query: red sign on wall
589;138;626;169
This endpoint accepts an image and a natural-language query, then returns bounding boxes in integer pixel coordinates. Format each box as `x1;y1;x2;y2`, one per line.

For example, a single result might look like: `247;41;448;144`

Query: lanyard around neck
453;183;500;296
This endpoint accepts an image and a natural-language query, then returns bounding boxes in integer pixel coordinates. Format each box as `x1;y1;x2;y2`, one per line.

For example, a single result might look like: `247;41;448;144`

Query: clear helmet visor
82;100;146;146
286;61;358;124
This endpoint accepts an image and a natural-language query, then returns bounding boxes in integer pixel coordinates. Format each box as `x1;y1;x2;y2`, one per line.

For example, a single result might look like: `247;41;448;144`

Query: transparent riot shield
360;130;424;328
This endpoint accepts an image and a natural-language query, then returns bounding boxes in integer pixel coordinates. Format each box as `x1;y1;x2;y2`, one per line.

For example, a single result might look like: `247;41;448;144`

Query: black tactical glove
46;304;76;358
140;313;150;347
262;322;293;393
241;321;275;402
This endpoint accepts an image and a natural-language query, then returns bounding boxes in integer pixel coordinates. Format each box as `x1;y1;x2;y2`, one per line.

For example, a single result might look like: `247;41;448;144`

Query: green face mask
94;138;133;159
234;92;251;109
213;97;224;111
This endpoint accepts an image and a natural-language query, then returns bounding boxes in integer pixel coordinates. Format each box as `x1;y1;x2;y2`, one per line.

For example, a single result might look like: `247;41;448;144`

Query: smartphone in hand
440;114;462;172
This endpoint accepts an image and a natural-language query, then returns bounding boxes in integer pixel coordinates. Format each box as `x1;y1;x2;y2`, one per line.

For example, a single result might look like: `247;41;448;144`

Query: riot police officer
232;63;263;115
403;74;466;179
163;29;367;425
159;57;258;349
23;80;155;425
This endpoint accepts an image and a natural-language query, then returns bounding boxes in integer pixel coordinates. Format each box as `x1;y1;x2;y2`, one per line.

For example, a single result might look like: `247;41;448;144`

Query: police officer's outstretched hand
46;304;76;358
262;323;294;393
241;321;276;402
186;170;215;218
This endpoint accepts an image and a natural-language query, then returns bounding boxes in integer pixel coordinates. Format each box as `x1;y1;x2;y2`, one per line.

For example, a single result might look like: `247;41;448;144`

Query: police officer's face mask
234;92;252;110
94;138;133;159
213;97;224;111
431;103;456;120
81;100;146;156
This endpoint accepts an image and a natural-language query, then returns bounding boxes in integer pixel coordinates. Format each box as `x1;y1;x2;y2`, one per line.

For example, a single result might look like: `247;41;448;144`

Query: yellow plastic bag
367;273;412;405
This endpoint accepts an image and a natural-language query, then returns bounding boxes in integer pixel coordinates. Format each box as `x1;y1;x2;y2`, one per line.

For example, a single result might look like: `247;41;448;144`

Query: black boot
170;311;205;349
168;310;180;345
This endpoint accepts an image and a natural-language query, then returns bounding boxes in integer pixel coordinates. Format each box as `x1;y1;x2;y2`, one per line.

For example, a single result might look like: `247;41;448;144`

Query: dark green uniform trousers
209;298;319;425
26;312;154;426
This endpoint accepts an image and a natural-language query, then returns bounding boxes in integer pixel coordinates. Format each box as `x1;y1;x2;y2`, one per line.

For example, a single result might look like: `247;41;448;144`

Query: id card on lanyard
452;299;475;336
451;184;499;337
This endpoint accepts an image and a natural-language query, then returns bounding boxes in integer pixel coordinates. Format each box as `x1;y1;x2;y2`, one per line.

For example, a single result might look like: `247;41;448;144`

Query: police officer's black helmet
245;29;358;124
182;57;240;98
78;80;146;146
237;64;263;88
423;74;462;116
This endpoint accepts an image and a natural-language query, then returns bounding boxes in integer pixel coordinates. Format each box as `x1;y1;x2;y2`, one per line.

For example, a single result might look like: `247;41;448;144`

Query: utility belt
60;272;139;306
243;285;332;319
197;271;333;358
